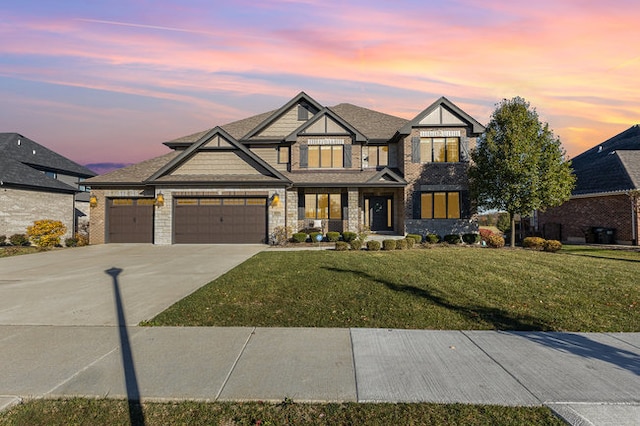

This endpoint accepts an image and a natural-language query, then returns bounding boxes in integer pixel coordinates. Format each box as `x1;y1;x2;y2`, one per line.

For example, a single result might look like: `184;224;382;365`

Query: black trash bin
592;227;615;244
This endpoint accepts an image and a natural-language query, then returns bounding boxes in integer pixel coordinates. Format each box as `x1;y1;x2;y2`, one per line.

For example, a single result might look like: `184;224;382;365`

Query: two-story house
85;93;485;244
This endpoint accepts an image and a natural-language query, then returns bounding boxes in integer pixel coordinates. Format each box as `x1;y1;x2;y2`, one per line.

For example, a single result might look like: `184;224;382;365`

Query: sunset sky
1;0;639;169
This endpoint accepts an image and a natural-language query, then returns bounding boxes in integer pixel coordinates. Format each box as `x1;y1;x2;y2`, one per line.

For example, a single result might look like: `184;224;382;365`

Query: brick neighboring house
0;133;96;241
85;92;485;244
538;125;640;245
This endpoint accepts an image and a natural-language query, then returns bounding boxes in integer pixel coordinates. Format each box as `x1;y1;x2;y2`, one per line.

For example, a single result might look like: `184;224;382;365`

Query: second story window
420;137;459;162
366;145;388;168
308;145;343;168
278;146;290;164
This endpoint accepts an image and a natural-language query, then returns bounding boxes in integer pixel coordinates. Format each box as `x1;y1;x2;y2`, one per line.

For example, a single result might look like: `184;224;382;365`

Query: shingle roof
0;133;95;192
84;151;180;185
329;103;408;141
571;125;640;195
283;168;406;187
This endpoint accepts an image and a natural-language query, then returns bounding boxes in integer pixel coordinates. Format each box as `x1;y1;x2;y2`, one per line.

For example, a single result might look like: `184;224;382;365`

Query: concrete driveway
0;244;264;326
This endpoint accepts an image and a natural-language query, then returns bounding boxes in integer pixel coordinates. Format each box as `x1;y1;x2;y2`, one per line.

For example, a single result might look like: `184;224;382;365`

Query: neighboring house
0;133;96;241
85;92;485;244
537;125;640;245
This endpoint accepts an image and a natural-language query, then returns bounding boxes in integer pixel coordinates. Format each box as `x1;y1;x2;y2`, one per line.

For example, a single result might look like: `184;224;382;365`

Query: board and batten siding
257;106;314;138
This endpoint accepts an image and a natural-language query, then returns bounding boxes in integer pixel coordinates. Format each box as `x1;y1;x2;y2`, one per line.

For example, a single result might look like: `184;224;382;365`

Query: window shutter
411;137;420;163
460;137;470;162
300;144;308;168
342;192;348;219
413;191;421;219
461;190;471;218
298;191;305;220
343;144;352;168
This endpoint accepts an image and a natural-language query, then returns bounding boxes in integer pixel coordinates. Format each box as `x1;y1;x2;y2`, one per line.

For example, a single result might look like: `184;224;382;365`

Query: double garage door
107;197;267;244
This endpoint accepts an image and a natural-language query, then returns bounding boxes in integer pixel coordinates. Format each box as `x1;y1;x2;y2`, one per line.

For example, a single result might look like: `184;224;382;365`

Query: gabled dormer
399;96;485;136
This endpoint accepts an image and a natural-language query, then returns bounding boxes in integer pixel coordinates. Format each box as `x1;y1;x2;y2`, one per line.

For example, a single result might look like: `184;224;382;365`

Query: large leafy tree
469;97;575;247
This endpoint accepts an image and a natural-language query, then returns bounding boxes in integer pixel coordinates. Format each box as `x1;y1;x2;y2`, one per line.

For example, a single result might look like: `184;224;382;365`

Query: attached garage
107;198;155;243
174;197;267;243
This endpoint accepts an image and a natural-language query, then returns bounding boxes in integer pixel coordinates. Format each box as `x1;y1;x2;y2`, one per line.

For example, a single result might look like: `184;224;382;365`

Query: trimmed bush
443;234;462;244
425;234;440;244
486;234;505;248
462;233;481;244
406;234;422;244
342;231;358;243
0;235;6;246
65;237;78;247
292;232;308;243
543;239;562;253
479;228;494;242
9;233;29;246
395;239;408;250
27;219;67;248
309;232;323;243
405;237;415;249
367;240;381;251
382;239;397;250
335;241;349;251
350;239;363;250
326;231;341;242
522;236;546;250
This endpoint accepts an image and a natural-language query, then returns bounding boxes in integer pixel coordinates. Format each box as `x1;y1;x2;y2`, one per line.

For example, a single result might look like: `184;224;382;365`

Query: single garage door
107;198;154;243
174;197;267;244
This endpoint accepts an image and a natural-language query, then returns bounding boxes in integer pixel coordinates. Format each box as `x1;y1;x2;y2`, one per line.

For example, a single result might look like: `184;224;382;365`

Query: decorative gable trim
366;167;407;185
399;96;485;135
145;126;291;184
241;92;323;141
285;107;367;142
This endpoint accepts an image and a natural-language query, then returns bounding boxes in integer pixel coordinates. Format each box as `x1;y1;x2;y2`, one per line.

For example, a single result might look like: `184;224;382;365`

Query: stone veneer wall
0;187;74;241
538;194;638;245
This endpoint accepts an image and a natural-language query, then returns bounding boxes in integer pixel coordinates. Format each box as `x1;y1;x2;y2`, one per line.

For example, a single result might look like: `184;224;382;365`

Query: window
367;145;388;168
305;193;342;219
420;192;460;219
308;145;343;168
44;170;57;179
278;146;290;164
420;137;460;162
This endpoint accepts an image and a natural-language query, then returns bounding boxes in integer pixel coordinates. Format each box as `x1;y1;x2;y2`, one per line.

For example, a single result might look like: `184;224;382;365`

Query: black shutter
343;144;352;168
411;137;420;163
298;191;306;220
460;136;470;162
412;191;421;219
300;144;308;168
461;191;471;218
341;192;348;220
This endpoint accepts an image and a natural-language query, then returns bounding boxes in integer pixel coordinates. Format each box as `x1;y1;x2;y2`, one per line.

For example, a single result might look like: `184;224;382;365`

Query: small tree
26;219;67;248
496;212;510;233
469;97;575;247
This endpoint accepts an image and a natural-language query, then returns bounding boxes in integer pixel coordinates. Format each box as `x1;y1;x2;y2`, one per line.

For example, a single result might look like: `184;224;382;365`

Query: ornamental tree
469;97;575;247
26;219;67;248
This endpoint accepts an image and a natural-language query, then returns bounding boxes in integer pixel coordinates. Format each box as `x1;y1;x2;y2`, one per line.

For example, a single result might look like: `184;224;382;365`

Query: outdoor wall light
89;194;98;208
155;193;165;207
270;193;280;207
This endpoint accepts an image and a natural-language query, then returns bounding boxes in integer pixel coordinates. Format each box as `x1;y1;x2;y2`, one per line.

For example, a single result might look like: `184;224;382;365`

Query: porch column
347;187;360;233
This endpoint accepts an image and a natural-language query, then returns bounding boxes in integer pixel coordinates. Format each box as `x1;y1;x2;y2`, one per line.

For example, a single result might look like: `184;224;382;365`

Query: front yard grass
145;246;639;331
0;398;564;426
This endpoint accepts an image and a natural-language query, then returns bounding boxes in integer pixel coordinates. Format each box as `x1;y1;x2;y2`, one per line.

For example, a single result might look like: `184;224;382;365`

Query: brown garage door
107;198;154;243
174;197;267;244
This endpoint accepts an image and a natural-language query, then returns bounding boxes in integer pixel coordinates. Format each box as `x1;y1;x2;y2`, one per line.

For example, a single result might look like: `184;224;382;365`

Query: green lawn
0;398;564;426
145;246;639;331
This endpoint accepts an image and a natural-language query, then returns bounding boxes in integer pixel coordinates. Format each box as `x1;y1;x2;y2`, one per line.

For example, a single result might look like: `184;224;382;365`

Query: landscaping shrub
405;237;415;249
75;233;89;247
497;212;511;233
443;234;462;244
479;228;494;242
0;235;6;246
27;219;67;248
309;232;323;243
522;236;546;250
326;231;341;242
382;239;397;250
543;239;562;253
486;234;505;248
9;233;29;246
367;240;381;251
335;241;349;251
65;237;78;247
350;239;363;250
292;232;308;243
342;231;357;243
406;234;422;244
462;233;481;244
395;239;408;250
425;234;440;244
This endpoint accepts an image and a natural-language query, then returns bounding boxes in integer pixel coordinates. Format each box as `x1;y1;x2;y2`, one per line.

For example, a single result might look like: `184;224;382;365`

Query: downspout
633;196;638;246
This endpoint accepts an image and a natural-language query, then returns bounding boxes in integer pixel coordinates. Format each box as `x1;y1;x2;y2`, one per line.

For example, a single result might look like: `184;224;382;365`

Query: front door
368;196;393;231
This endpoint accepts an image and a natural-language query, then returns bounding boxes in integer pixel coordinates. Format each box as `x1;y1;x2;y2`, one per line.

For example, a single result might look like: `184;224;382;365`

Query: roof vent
32;149;36;155
609;150;616;155
17;139;21;146
597;146;603;153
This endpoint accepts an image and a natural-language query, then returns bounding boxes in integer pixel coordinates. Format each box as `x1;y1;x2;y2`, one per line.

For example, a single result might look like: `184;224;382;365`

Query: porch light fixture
89;194;98;208
155;193;165;207
270;194;280;207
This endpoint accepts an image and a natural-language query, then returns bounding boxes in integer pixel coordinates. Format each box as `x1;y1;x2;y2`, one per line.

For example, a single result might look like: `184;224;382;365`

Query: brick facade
538;194;639;245
0;187;74;241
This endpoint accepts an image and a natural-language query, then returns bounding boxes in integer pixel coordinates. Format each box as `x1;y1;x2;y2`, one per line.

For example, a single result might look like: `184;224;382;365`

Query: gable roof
285;107;367;142
570;125;640;195
0;133;95;192
329;103;408;142
84;151;180;186
398;96;485;135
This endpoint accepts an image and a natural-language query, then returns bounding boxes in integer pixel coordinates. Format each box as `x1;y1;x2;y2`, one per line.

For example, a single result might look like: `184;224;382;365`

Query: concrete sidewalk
1;326;638;425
